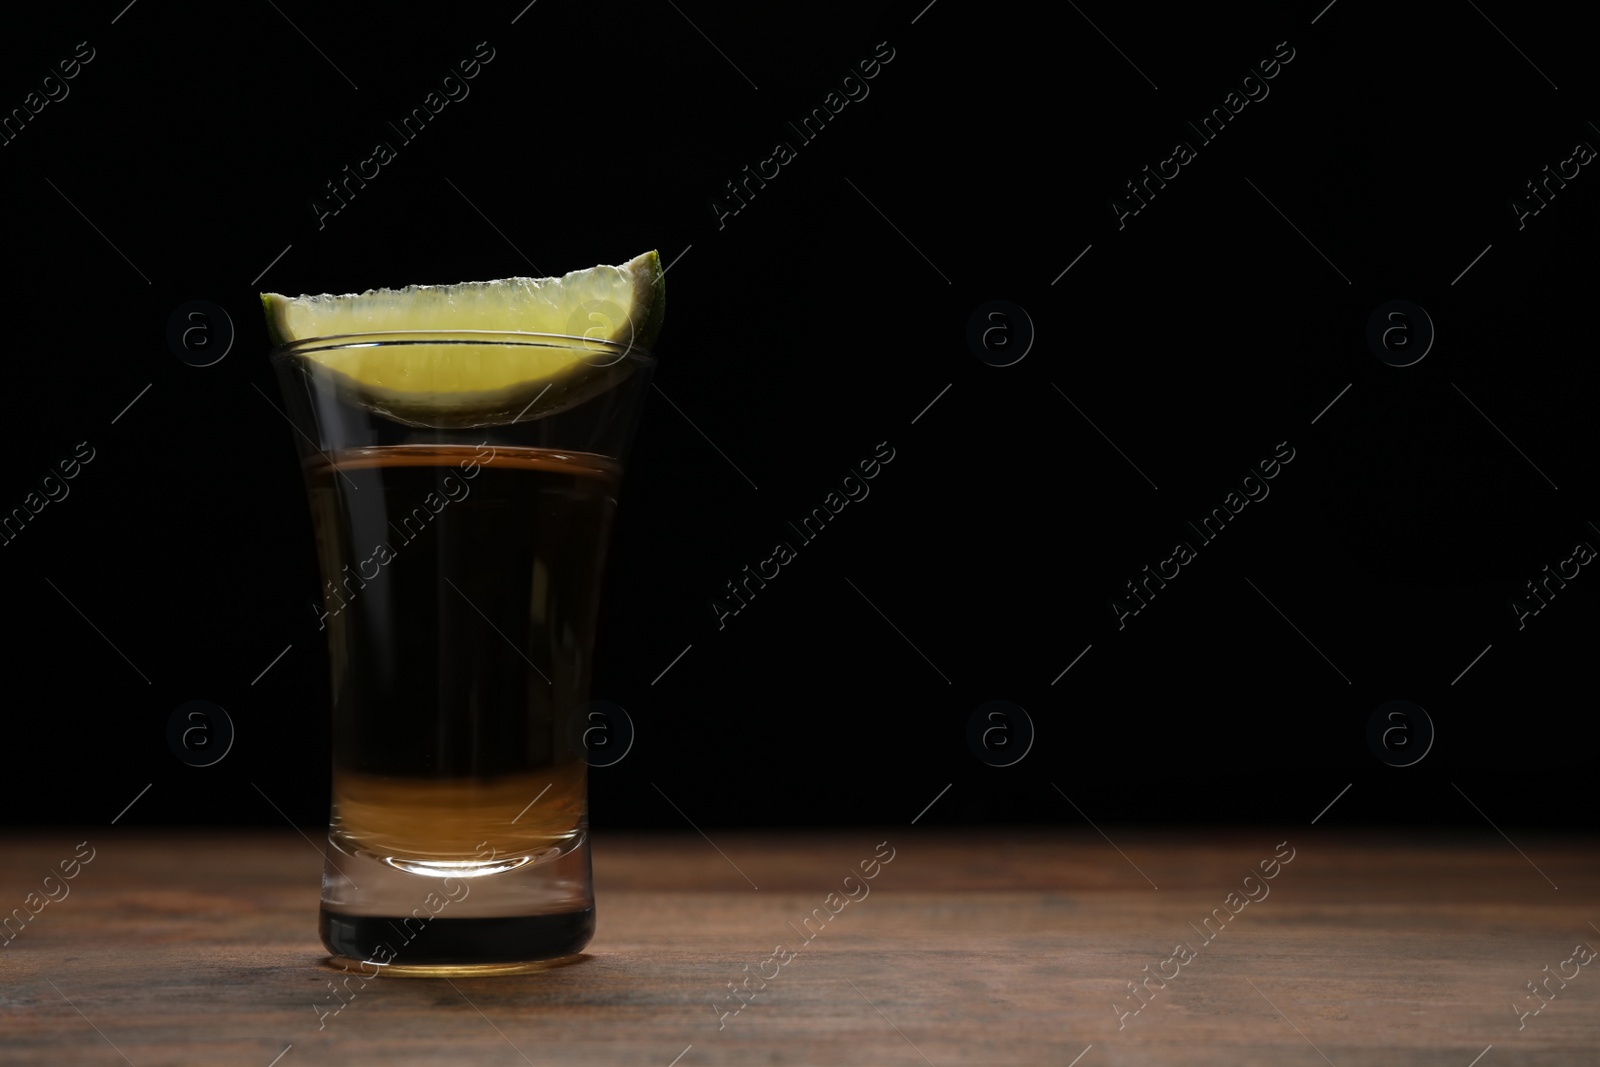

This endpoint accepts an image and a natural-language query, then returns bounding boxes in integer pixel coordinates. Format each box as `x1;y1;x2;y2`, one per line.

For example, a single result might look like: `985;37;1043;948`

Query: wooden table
1;829;1596;1065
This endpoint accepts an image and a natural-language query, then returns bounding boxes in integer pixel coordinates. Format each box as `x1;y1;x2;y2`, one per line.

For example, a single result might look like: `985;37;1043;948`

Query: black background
1;0;1594;833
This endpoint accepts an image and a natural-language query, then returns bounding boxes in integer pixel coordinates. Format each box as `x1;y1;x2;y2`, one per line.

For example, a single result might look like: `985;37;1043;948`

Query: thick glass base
318;824;594;976
321;911;594;975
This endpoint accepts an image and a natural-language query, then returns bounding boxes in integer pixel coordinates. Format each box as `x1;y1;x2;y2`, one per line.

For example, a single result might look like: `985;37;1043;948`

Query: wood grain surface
1;829;1596;1066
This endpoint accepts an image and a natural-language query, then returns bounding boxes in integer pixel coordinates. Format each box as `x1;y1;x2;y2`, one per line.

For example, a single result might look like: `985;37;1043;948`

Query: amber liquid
305;444;618;866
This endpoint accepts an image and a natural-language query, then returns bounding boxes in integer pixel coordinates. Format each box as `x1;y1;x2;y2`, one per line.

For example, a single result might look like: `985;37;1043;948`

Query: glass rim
268;329;654;362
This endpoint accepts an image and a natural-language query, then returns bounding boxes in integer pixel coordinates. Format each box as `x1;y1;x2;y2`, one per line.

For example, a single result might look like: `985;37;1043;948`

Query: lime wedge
263;250;662;427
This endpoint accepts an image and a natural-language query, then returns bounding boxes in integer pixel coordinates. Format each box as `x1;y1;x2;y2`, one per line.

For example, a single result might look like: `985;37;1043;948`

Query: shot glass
271;331;653;975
